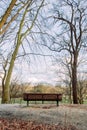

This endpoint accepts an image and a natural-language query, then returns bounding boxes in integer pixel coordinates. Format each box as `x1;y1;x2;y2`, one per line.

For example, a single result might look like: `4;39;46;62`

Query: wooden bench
23;93;62;106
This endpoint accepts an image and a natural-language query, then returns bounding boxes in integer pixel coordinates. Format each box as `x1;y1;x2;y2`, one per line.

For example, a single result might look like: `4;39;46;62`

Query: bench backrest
23;93;62;101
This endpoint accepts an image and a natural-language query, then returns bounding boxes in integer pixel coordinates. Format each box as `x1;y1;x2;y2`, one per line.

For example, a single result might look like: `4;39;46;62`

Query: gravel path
0;104;87;130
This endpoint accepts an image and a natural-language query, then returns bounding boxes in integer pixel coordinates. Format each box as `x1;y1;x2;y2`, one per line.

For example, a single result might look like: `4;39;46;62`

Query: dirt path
0;104;87;130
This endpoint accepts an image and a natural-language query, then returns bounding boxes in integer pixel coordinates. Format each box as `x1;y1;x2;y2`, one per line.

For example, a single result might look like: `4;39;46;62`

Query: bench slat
23;93;62;106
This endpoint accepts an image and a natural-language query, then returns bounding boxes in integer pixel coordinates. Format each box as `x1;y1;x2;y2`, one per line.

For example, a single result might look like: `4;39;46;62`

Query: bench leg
57;100;59;106
27;101;29;107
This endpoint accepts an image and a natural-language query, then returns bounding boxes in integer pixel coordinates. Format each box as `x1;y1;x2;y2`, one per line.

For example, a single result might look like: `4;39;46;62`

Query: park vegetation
0;0;87;104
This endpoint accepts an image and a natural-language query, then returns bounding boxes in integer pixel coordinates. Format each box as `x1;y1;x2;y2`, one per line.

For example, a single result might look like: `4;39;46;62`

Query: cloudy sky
12;52;62;85
0;0;60;86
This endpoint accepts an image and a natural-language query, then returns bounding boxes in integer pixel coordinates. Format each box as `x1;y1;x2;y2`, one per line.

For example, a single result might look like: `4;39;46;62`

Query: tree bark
2;37;21;103
1;0;44;103
0;0;17;30
72;53;78;104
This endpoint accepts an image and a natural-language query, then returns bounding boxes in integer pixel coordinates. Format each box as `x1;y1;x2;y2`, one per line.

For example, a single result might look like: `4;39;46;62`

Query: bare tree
0;0;17;33
10;77;28;103
77;73;87;104
42;0;87;104
0;0;33;35
2;0;45;103
61;57;72;104
0;53;12;103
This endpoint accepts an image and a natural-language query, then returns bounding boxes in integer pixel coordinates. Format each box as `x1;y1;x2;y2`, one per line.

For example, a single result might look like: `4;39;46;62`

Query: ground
0;104;87;130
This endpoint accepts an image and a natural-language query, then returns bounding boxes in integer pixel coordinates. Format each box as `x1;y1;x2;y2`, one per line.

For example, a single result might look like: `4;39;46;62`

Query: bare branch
0;0;17;30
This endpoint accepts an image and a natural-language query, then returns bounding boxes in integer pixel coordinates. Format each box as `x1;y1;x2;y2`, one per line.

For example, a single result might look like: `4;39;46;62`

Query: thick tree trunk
2;39;20;103
72;53;78;104
1;0;44;103
1;85;4;103
69;82;72;104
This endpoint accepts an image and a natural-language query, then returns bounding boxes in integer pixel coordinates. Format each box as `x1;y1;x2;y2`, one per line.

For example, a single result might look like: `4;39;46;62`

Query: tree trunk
1;0;44;103
72;53;78;104
0;0;17;30
2;38;21;103
69;82;72;104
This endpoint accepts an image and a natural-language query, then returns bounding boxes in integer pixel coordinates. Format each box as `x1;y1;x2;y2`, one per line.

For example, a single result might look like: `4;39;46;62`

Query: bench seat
23;93;62;106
